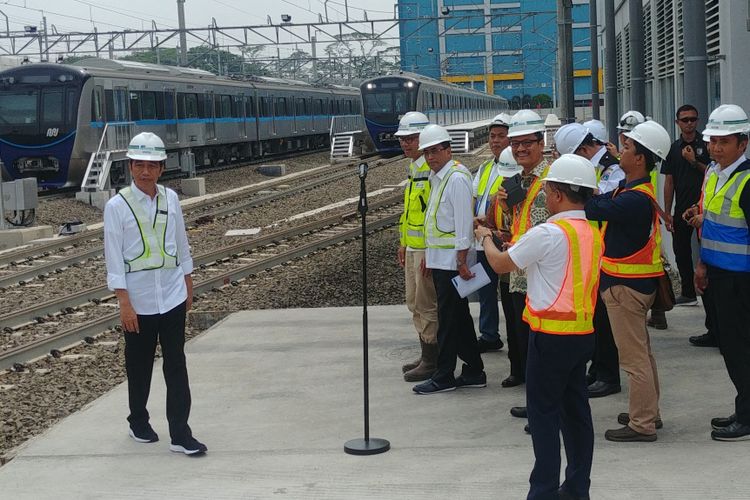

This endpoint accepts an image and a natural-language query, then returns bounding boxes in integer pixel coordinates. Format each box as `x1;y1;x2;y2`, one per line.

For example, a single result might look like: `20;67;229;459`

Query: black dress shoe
711;413;736;430
711;421;750;441
477;337;504;353
510;406;528;418
587;380;621;398
558;487;590;500
689;333;719;347
585;372;596;386
501;375;524;387
524;424;530;434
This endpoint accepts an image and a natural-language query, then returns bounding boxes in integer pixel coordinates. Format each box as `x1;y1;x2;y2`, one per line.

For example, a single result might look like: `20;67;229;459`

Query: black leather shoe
477;337;504;353
558;487;590;500
510;406;528;418
524;424;530;434
617;412;663;429
689;333;719;347
604;425;657;442
501;375;524;387
711;421;750;441
711;413;736;430
585;372;596;385
587;380;621;398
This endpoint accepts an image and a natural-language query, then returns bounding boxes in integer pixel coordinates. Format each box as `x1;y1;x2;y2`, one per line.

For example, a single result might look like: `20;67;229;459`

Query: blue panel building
397;0;597;108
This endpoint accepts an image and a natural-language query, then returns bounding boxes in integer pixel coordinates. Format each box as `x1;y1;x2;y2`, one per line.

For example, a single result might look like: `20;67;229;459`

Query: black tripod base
344;437;390;455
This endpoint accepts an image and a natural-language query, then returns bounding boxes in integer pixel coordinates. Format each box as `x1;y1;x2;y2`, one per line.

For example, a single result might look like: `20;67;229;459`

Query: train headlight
405;82;414;88
366;83;375;89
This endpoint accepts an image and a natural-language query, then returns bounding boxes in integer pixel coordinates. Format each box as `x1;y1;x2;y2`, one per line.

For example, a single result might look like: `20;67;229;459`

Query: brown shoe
404;342;438;382
617;412;663;429
647;309;667;330
401;339;425;373
604;425;657;442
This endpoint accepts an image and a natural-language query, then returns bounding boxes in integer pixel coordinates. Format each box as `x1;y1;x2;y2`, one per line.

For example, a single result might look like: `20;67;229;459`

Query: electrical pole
589;0;600;119
604;0;619;143
557;0;574;123
177;0;188;66
311;35;318;82
629;0;645;113
41;14;49;62
683;0;709;123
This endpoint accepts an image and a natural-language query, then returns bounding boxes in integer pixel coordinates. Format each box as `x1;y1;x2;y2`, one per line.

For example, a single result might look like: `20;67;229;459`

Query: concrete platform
1;303;749;499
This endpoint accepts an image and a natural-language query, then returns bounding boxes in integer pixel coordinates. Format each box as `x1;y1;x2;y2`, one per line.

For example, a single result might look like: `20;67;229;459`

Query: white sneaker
170;437;207;455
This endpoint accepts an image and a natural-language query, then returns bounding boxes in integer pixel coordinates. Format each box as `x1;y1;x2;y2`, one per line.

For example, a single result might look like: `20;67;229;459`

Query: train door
92;86;105;123
205;91;216;141
113;87;128;121
164;88;178;144
236;95;246;138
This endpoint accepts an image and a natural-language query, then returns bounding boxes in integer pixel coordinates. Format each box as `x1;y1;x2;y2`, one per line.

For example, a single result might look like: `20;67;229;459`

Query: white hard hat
490;113;512;128
418;124;452;150
624;120;671;161
702;104;750;138
127;132;167;161
617;110;646;131
497;147;522;177
507;109;546;138
544;154;598;190
554;123;589;155
583;119;608;143
394;111;430;137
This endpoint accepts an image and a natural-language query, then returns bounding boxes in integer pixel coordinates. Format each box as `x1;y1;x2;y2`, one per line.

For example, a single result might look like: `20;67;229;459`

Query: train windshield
361;80;417;119
0;90;38;125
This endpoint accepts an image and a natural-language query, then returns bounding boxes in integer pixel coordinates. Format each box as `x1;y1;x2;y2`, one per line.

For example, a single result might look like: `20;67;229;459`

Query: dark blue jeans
526;331;595;500
477;250;500;342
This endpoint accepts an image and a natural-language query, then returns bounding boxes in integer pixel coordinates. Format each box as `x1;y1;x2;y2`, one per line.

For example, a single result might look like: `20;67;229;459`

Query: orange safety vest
509;166;550;243
600;182;665;278
522;218;604;335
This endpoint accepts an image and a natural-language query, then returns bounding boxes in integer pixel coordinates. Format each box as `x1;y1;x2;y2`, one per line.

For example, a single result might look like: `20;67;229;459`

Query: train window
41;89;64;123
140;91;158;120
233;96;243;118
296;97;306;116
261;97;272;117
313;99;322;115
245;96;255;117
0;89;36;125
91;88;103;122
129;92;141;121
177;93;186;118
104;90;114;121
217;95;231;118
67;89;78;126
276;97;287;116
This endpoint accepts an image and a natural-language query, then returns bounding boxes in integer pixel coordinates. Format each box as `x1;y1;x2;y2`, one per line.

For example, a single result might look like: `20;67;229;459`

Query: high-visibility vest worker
522;218;604;334
475;157;505;215
600;182;665;278
701;168;750;272
400;156;431;248
509;165;550;243
118;184;178;272
425;161;472;249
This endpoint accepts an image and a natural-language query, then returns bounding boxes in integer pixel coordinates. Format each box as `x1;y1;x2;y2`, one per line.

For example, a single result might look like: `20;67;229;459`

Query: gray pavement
1;302;749;499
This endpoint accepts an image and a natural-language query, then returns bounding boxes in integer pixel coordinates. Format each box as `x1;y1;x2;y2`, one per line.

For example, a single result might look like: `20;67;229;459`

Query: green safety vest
119;185;179;273
399;156;431;248
475;158;504;216
425;161;472;249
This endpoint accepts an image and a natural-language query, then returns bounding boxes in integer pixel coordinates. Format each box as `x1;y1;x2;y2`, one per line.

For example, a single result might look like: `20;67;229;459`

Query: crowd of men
395;103;750;500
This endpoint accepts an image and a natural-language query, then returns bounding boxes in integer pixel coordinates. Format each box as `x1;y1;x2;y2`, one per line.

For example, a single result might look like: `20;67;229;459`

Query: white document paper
451;262;491;298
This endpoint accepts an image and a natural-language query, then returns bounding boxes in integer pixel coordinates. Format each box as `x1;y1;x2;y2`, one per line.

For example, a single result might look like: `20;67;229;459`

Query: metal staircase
331;133;356;158
77;122;134;209
449;130;470;153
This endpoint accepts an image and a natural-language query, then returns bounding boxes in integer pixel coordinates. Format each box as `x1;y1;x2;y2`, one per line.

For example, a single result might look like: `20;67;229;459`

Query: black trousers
500;280;516;354
526;331;595;500
124;301;193;442
431;269;483;382
710;271;750;425
587;294;620;385
672;214;697;298
509;292;530;379
702;285;719;342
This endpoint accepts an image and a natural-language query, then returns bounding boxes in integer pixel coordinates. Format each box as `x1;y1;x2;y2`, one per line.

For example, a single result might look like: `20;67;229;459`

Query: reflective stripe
704;211;748;228
702;238;750;255
510;164;550;244
119;185;178;273
407;229;424;238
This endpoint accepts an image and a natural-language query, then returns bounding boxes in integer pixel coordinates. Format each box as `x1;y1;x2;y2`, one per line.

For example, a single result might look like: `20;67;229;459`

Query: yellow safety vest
522;218;603;334
475;158;505;216
510;165;550;243
119;185;178;273
425;161;472;249
399;157;431;248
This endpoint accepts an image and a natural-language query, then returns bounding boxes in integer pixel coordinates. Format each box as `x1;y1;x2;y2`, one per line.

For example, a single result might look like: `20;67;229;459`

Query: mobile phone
501;174;526;208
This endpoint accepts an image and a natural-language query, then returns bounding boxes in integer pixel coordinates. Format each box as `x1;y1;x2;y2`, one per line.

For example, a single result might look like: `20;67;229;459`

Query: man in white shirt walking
104;132;206;455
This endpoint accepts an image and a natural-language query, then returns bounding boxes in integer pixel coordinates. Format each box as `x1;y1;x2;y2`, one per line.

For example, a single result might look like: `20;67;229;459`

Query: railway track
0;194;403;371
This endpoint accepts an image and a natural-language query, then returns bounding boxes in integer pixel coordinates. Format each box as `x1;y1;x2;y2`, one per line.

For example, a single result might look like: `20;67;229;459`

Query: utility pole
177;0;188;66
604;0;619;143
557;0;574;123
311;35;318;82
629;0;645;112
589;0;600;119
683;0;709;123
41;14;49;62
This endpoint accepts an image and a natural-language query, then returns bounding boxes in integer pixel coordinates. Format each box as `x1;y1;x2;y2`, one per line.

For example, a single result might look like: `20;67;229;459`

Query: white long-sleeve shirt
104;182;193;315
425;160;475;271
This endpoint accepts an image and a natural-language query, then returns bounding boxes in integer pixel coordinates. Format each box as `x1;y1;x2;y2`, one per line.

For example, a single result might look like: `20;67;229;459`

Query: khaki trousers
601;285;660;435
405;250;438;344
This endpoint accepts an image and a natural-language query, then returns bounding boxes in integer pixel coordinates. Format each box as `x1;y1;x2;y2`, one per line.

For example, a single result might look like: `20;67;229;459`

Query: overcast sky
0;0;400;57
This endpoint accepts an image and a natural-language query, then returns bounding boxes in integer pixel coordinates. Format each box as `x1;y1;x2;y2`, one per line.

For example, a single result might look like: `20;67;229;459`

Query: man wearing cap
555;123;624;399
585;121;671;442
412;124;486;394
661;105;717;347
692;104;750;441
498;110;551;400
395;112;439;382
104;132;207;455
472;113;511;353
476;154;603;500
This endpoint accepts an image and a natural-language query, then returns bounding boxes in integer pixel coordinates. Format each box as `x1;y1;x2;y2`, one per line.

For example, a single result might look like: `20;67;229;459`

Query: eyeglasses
423;146;446;156
510;139;540;149
678;116;699;123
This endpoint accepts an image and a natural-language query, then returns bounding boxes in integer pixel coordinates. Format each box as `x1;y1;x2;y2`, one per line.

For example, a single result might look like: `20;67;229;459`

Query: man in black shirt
661;104;717;347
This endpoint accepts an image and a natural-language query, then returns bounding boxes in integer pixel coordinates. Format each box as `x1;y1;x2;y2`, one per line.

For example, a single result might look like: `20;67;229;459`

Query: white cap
583;119;607;143
508;109;546;138
624;121;671;161
394;111;430;137
702;104;750;138
418;124;452;150
544;154;598;190
126;132;167;161
617;110;646;131
490;113;512;128
496;147;522;177
554;123;589;155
